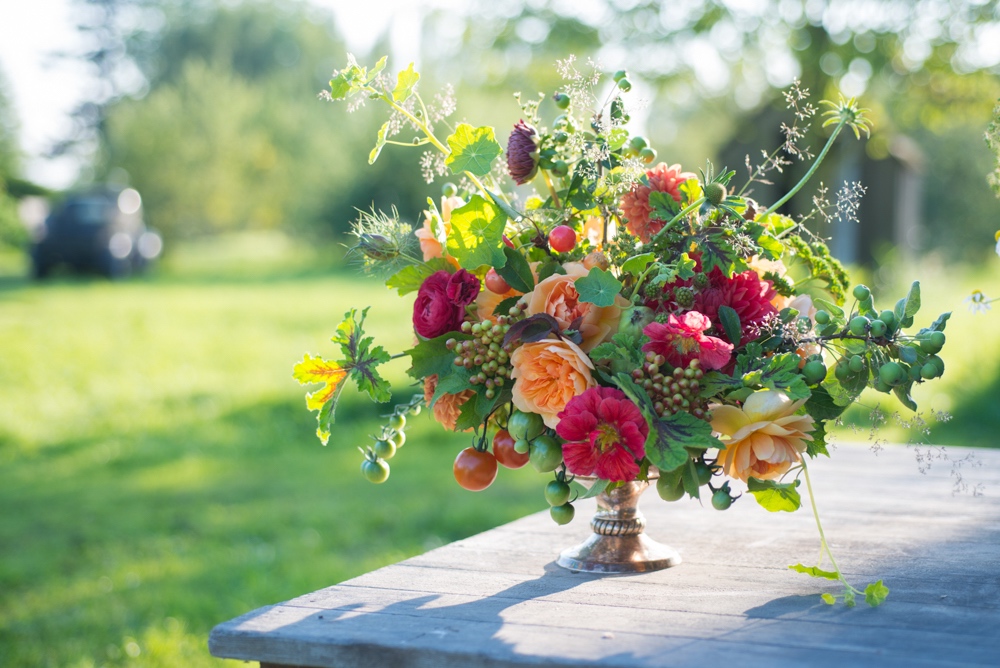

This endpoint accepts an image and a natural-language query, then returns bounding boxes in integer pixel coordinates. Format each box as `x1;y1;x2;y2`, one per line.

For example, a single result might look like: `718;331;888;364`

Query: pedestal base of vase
556;479;681;574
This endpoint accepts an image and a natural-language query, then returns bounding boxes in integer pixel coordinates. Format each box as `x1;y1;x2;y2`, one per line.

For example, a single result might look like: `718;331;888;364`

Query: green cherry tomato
638;147;657;164
617;77;632;92
835;361;850;381
508;410;544;441
814;310;830;325
544;480;571;507
553;92;571;110
629;136;648;152
802;360;827;385
529;435;564;473
373;438;396;460
390;430;406;449
656;475;685;502
853;284;871;301
389;414;406;431
613;69;628;82
849;355;865;373
695;462;713;486
711;489;733;510
361;458;390;484
513;438;530;454
550;503;576;525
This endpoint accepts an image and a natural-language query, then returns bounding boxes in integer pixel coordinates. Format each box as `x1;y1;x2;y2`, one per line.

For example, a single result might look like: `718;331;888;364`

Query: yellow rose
523;262;628;351
510;337;596;429
711;390;815;481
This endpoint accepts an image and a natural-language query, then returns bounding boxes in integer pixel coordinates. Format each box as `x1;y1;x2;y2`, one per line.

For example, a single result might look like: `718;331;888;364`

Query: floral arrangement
295;55;954;608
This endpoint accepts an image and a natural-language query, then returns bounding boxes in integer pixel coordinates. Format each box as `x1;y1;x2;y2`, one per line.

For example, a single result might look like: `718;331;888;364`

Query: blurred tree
0;66;28;249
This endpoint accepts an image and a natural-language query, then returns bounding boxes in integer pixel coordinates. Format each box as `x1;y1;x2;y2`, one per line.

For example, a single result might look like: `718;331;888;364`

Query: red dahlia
555;387;649;482
693;267;777;345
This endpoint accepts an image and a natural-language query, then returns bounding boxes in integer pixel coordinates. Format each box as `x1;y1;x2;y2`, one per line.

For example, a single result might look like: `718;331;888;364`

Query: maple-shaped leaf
294;307;392;445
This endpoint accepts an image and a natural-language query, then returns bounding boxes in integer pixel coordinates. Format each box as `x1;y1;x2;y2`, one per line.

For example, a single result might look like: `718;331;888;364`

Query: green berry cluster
632;354;709;419
448;302;527;400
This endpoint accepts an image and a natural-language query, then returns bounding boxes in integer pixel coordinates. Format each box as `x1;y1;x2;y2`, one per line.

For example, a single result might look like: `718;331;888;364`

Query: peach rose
523;262;628;352
423;374;475;432
710;390;816;481
510;337;597;428
475;262;540;323
415;196;464;265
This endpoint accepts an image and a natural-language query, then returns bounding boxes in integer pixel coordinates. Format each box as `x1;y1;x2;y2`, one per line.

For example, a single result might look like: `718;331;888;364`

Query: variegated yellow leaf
293;354;348;411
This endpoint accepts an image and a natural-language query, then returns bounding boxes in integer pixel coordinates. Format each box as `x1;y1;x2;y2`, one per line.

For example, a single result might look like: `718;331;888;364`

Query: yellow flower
510;337;596;429
711;390;815;481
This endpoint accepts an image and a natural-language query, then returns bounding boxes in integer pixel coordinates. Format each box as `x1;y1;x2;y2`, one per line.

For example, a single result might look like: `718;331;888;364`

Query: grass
0;236;545;667
0;233;997;666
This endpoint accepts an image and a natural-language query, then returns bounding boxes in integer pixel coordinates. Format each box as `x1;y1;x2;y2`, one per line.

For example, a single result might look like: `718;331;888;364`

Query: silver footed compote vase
557;476;681;574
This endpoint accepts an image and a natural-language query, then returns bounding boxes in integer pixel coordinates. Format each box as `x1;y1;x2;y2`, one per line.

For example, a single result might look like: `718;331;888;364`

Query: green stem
379;89;492;201
541;169;561;208
760;119;847;218
802;458;856;595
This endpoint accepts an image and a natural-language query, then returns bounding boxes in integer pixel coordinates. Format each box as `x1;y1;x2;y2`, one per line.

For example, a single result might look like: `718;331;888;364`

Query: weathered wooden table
210;443;1000;667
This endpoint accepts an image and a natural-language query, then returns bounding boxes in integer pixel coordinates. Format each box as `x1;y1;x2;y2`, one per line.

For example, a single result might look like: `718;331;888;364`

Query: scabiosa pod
507;120;539;185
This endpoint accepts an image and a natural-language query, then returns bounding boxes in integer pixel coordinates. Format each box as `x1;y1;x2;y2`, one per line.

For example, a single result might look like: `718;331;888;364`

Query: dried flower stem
761;118;847;218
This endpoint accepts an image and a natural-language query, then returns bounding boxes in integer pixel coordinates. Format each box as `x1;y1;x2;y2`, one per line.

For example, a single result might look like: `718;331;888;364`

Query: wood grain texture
210;443;1000;667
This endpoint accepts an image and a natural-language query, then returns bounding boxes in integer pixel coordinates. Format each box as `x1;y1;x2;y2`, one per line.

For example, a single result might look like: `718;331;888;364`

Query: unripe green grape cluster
448;302;527;400
632;354;710;420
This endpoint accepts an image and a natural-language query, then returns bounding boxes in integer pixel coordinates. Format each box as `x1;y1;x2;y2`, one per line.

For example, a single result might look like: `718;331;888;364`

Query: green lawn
0;234;997;666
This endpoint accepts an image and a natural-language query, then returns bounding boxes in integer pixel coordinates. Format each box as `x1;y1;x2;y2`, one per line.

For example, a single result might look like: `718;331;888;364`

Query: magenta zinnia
555;387;649;482
506;120;539;185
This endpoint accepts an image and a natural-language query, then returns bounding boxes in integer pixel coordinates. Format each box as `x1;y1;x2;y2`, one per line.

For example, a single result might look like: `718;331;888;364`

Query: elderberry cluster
447;301;528;400
631;354;710;420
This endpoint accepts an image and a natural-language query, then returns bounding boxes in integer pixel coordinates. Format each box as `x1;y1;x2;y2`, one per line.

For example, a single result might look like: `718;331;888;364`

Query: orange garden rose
415;196;464;265
524;262;628;351
710;390;816;481
423;374;475;432
510;337;597;428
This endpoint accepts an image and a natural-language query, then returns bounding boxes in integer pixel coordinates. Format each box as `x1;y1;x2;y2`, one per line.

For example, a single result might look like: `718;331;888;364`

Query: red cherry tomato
493;429;529;469
548;225;577;253
453;447;498;491
485;268;511;295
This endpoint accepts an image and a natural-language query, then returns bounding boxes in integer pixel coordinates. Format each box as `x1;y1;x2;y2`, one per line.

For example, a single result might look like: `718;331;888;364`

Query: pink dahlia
693;268;778;346
555;386;649;482
641;311;733;371
620;162;696;243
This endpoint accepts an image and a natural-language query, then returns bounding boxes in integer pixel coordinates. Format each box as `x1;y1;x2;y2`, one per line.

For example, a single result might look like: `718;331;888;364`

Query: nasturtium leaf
788;563;839;580
369;121;390;165
621;253;656;277
608;127;630;150
445;124;503;177
574;267;623;307
864;580;890;607
446;195;508;270
747;477;801;512
392;62;419;102
487;188;523;222
405;332;472;380
645;411;723;473
497;245;535;293
385;258;453;295
717;305;742;346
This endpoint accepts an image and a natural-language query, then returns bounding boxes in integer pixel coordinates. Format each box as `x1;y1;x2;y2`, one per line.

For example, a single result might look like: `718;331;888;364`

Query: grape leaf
864;580;890;607
789;563;839;580
747;477;801;512
385;258;453;295
294;307;392;444
369;121;390;165
392;62;420;102
445;124;503;177
447;195;508;270
574;267;623;307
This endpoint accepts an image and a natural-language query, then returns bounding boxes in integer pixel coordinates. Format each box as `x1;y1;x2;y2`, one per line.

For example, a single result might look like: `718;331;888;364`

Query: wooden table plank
210;443;1000;667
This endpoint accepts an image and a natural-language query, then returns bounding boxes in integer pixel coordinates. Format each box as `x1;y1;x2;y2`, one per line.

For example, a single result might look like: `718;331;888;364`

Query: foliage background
1;0;999;665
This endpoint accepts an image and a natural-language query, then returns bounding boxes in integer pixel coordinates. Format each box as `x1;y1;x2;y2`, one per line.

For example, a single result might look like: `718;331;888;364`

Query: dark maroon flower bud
446;269;481;307
506;120;539;185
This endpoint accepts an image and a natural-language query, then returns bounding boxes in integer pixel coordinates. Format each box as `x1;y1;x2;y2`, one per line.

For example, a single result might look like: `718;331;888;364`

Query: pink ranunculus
641;311;733;371
412;269;480;339
693;267;778;346
555;386;649;482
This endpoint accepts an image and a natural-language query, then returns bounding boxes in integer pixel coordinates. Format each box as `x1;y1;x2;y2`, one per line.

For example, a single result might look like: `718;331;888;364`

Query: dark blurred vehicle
30;187;163;279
